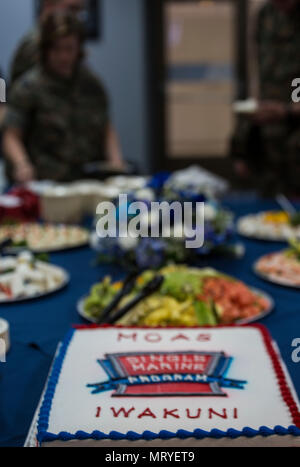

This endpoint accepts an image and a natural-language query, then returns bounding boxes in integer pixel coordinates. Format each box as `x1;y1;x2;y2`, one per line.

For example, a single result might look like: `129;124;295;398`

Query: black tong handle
97;271;140;324
102;275;164;325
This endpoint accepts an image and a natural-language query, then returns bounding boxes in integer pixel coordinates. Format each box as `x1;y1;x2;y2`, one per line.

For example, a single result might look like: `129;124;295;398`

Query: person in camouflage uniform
2;12;124;183
10;0;85;85
232;0;300;195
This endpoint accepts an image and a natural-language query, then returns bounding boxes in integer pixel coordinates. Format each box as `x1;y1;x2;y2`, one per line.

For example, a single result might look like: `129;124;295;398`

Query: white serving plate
237;213;300;242
254;253;300;289
0;262;70;304
0;225;89;254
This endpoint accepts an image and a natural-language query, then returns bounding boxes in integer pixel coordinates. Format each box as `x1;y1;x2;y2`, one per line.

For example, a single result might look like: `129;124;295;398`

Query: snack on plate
83;266;270;326
255;239;300;287
30;326;300;447
237;211;300;241
0;223;89;252
0;251;67;302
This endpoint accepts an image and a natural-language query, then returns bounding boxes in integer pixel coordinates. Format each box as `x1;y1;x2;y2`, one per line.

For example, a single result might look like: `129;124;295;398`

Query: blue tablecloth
0;197;300;447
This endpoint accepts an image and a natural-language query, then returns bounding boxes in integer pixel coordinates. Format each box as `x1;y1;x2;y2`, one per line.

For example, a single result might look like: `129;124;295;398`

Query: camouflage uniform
232;2;300;194
10;28;40;86
3;66;109;182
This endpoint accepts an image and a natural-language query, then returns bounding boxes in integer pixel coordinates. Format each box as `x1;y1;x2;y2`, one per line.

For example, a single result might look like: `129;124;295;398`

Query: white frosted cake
33;325;300;447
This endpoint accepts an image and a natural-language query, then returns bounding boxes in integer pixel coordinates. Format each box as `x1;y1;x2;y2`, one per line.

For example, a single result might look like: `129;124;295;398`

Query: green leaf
194;300;218;326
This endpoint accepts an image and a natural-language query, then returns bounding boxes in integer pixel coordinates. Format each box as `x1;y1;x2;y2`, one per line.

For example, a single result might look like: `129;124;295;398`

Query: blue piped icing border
37;328;300;445
37;328;76;442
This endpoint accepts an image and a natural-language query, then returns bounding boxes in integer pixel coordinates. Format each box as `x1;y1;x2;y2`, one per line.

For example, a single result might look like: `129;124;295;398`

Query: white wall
0;0;149;173
0;0;33;78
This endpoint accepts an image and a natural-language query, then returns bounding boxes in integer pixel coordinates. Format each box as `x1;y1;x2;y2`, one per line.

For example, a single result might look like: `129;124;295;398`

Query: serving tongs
96;271;140;324
98;274;164;325
276;194;297;216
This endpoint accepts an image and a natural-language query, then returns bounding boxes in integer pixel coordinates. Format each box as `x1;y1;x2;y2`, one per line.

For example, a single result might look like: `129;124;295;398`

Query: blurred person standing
2;12;124;183
0;68;6;124
232;0;300;195
0;68;7;192
10;0;85;85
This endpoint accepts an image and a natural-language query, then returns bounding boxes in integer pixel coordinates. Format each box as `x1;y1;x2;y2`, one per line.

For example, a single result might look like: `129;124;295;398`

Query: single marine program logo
0;78;6;103
87;351;247;397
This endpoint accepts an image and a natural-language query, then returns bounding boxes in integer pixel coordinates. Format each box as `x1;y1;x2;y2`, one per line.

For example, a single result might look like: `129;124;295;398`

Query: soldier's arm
2;76;36;182
3;127;35;183
254;3;269;100
106;124;125;170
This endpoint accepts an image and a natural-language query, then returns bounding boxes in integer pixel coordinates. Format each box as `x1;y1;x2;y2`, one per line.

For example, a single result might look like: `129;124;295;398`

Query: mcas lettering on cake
105;452;139;464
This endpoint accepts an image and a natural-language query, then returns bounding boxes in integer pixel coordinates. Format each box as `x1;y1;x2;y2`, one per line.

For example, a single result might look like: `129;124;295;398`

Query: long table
0;197;300;447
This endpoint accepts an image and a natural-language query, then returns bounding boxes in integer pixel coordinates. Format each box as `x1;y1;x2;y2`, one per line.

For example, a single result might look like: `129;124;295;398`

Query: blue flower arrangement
93;173;240;270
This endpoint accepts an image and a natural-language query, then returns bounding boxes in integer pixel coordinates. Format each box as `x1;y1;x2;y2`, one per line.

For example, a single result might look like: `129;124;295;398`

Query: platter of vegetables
78;266;273;327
